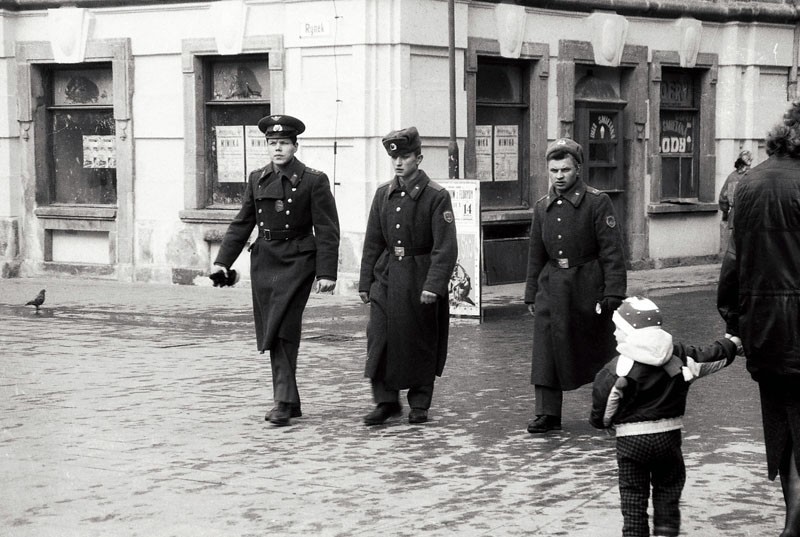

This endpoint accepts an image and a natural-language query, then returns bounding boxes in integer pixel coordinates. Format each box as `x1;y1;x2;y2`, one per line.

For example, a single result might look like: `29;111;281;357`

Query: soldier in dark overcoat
211;114;340;427
359;127;458;425
524;137;626;433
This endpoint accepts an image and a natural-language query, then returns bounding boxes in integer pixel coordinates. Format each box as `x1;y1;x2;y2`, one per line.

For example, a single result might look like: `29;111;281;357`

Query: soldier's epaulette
586;186;602;195
304;167;325;176
535;193;549;204
428;180;445;192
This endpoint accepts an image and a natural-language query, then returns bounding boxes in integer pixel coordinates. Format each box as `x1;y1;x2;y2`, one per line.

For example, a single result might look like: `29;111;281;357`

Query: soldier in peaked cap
524;137;627;433
358;126;458;426
211;114;340;427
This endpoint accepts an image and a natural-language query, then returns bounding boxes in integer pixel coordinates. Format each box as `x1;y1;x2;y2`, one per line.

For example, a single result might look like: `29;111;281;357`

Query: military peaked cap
382;126;422;157
258;114;306;138
545;137;583;165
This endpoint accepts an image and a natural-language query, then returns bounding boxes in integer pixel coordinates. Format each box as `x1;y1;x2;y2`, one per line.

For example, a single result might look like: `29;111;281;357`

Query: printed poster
245;126;270;176
216;126;246;183
440;179;481;319
494;125;518;182
475;125;493;181
82;135;116;169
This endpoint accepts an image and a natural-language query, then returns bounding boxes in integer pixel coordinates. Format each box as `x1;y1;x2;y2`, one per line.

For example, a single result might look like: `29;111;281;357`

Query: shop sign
660;113;693;154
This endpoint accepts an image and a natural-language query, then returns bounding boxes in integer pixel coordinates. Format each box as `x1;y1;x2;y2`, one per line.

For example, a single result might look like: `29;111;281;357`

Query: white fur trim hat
612;296;663;334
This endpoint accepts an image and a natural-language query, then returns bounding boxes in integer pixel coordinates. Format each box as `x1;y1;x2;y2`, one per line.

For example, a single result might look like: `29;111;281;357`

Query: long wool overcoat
215;157;340;352
359;170;458;389
524;179;626;390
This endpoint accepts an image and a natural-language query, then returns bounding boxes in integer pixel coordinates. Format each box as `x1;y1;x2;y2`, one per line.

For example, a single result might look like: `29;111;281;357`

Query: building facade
0;0;795;288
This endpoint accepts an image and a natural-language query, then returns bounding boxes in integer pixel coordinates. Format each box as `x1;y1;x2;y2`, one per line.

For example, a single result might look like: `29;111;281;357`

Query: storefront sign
660;113;693;154
590;113;616;140
440;180;481;319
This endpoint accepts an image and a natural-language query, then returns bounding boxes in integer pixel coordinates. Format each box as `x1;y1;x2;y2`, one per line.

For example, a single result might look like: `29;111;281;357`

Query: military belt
549;253;597;269
260;229;309;241
390;245;432;257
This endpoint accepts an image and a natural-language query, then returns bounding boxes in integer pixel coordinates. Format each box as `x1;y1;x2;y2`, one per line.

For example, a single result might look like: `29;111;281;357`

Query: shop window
204;56;271;207
46;65;116;205
475;58;529;209
181;36;284;221
659;69;700;201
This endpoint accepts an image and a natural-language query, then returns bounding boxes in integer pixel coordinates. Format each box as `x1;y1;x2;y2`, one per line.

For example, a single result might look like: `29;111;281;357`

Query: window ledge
35;205;117;220
482;208;533;223
647;202;719;214
179;208;239;224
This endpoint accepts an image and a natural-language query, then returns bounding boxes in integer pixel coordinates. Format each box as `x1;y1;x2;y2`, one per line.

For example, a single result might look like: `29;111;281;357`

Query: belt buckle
557;258;569;269
393;246;405;257
263;229;272;240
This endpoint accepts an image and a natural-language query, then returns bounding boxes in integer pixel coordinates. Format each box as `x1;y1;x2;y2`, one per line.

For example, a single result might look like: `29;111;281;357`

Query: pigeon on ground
25;289;45;314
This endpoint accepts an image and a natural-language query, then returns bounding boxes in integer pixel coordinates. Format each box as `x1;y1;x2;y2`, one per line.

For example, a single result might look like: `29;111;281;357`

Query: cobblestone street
0;271;785;536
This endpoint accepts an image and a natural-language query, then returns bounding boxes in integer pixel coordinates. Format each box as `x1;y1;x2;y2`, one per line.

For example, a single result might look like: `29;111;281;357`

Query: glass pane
52;66;113;106
477;62;522;103
587;166;613;191
51;110;116;204
660;70;694;107
210;58;270;101
661;157;680;199
681;157;697;198
589;142;615;164
660;111;694;155
207;104;270;206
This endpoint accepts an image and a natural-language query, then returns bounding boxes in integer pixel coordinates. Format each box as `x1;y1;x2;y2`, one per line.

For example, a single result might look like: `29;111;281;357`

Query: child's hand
725;333;744;355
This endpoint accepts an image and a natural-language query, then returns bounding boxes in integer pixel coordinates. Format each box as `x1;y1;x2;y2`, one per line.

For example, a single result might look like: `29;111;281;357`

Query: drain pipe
791;4;800;101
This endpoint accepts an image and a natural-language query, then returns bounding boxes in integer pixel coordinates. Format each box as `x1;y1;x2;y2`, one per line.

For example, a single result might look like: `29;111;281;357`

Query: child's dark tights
617;430;685;537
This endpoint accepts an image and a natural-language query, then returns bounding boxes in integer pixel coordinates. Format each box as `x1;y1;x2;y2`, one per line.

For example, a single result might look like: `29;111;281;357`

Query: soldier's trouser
534;384;563;416
617;430;685;537
270;337;300;406
372;380;434;410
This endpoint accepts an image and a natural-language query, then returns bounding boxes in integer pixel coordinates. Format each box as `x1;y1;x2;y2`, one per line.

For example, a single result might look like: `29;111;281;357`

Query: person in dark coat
524;137;627;433
211;114;340;427
718;101;800;537
358;126;458;426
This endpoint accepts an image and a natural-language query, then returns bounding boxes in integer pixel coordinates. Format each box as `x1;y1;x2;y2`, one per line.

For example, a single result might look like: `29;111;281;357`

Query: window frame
180;36;284;223
648;51;719;213
16;38;134;270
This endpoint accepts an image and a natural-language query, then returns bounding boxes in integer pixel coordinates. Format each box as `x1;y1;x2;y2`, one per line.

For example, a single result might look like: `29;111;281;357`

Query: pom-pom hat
613;296;663;334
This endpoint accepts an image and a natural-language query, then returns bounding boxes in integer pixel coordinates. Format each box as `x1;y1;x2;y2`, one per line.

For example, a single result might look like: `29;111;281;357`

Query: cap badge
271;115;282;121
273;124;283;132
389;142;397;151
557;139;567;145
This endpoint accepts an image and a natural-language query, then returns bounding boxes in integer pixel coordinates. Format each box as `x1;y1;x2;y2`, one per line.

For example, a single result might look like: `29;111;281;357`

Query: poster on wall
215;125;246;183
82;135;116;169
475;125;493;181
440;179;481;319
245;126;270;176
494;125;518;182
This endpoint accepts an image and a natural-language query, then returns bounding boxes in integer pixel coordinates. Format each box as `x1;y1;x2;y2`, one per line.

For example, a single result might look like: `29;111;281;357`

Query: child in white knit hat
590;296;742;537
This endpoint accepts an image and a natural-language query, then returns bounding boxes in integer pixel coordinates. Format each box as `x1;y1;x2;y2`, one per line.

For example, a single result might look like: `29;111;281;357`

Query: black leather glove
209;267;239;287
600;296;623;313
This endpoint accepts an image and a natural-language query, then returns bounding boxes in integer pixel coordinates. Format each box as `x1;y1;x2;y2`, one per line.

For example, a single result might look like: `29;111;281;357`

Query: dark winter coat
718;155;800;380
215;157;340;352
524;179;627;390
359;170;458;389
590;339;737;433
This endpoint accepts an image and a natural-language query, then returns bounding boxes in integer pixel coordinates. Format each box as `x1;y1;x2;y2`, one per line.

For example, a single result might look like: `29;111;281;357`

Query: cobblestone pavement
0;268;785;536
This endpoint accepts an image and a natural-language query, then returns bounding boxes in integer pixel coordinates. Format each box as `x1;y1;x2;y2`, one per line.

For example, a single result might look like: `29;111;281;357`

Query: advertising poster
440;179;481;319
494;125;518;182
215;125;245;183
245;126;270;175
82;135;116;169
475;125;493;181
